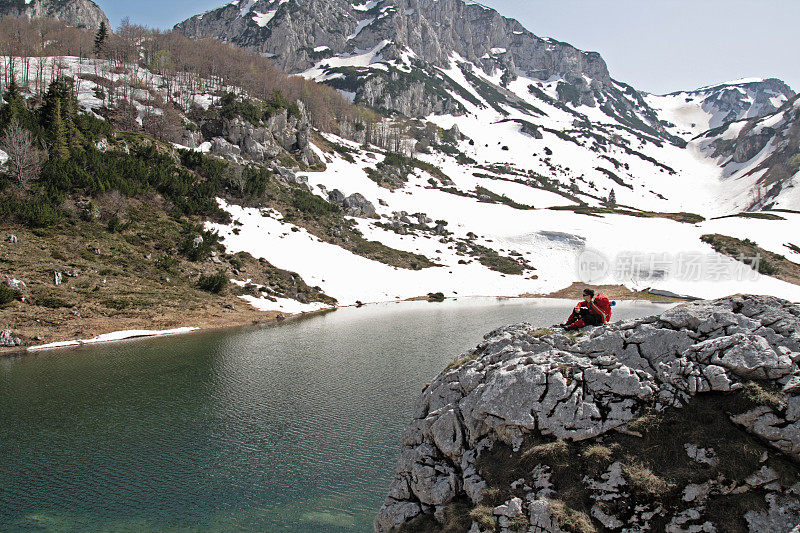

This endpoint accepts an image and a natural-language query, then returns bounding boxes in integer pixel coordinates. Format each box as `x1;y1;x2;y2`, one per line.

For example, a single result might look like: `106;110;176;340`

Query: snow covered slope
169;1;800;301
207;135;800;305
645;78;795;140
692;94;800;211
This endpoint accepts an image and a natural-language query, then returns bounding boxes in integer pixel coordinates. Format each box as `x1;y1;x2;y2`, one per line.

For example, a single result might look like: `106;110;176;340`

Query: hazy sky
98;0;799;95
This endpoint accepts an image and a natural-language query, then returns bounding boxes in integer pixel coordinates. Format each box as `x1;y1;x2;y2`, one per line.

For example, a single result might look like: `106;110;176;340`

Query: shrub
547;500;596;533
179;227;220;261
0;285;22;306
427;292;445;302
291;188;339;217
198;271;228;294
36;296;72;308
758;256;779;275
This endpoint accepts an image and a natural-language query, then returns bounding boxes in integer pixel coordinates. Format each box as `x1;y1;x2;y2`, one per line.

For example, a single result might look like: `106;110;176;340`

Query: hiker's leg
565;318;586;330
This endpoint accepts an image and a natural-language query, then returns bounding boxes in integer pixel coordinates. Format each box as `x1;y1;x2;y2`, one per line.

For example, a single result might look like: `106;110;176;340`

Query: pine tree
50;100;69;160
607;189;617;206
94;21;107;55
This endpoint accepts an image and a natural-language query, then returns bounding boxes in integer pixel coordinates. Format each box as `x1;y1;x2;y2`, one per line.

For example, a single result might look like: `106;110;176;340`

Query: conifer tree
607;188;617;206
94;21;107;55
50;99;69;160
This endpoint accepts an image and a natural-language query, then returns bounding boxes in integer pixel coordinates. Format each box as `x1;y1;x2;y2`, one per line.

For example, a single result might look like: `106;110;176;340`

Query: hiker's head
583;288;594;302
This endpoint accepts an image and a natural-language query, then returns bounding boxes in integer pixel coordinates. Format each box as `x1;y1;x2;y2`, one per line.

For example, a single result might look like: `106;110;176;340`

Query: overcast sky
99;0;799;95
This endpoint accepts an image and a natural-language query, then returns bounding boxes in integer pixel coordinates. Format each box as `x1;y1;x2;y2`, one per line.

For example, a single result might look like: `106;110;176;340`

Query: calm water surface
0;298;672;531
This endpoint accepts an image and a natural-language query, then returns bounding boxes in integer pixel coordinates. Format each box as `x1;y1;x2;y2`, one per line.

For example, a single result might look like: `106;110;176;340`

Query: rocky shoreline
376;295;800;532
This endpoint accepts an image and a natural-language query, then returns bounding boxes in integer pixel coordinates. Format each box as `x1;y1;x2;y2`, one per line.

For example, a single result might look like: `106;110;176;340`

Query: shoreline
1;287;685;357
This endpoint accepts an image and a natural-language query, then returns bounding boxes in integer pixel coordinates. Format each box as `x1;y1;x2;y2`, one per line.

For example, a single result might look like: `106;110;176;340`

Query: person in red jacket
563;289;612;330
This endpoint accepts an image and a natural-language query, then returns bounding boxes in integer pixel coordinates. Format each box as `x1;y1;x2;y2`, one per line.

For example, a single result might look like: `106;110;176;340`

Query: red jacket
574;299;611;324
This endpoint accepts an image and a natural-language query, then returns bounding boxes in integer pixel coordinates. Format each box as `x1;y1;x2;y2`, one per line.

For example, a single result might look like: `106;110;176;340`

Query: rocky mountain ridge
0;0;109;30
376;295;800;532
694;94;800;210
646;78;796;141
176;0;675;143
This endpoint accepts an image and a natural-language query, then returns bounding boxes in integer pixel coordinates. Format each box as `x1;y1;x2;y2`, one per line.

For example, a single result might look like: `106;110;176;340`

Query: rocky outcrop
376;295;800;532
0;0;109;30
327;189;377;218
0;330;22;347
200;101;318;166
681;79;795;130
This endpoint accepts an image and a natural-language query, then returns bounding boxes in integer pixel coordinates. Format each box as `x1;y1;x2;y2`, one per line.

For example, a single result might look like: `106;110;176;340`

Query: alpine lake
0;298;673;531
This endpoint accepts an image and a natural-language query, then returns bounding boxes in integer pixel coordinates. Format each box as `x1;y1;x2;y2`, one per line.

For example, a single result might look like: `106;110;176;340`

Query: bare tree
1;119;43;187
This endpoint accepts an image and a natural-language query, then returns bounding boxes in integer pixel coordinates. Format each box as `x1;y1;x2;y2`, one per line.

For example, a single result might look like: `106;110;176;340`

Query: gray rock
0;330;22;347
175;0;673;137
375;295;800;530
7;234;17;244
210;137;241;158
328;189;346;204
0;0;109;30
342;193;377;218
5;277;26;291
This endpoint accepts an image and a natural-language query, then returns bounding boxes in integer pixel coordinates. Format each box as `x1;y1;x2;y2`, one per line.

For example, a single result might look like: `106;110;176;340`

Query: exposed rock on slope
176;0;674;141
696;95;800;210
0;0;109;29
646;79;795;140
376;295;800;532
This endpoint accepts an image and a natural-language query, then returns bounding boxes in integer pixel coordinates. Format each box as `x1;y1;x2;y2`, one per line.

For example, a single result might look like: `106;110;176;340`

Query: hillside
693;95;800;211
376;295;800;532
645;78;795;140
176;0;797;214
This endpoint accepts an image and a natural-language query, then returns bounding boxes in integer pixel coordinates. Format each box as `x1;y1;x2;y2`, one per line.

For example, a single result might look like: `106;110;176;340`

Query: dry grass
582;444;613;463
522;440;569;462
622;461;675;498
742;381;787;410
529;327;555;338
445;353;477;371
521;282;688;302
468;505;496;530
547;499;597;533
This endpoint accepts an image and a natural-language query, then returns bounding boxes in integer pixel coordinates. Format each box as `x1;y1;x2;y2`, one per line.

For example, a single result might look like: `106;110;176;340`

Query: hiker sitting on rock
563;289;612;330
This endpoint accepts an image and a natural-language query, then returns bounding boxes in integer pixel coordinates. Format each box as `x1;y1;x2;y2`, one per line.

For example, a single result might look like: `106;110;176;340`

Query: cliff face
376;295;800;532
0;0;109;30
175;0;674;141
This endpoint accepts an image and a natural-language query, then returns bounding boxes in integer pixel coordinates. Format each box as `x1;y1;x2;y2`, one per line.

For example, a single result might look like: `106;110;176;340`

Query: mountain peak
0;0;109;30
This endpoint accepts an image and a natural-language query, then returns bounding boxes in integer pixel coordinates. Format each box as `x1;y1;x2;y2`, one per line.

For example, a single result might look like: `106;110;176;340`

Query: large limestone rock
375;295;800;532
0;0;109;30
201;104;318;166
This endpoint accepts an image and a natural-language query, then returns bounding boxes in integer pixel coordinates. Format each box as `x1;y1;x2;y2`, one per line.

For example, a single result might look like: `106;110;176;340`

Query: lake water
0;298;673;532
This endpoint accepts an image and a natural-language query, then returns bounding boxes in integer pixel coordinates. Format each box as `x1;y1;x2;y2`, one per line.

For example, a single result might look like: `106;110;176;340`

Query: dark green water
0;298;671;532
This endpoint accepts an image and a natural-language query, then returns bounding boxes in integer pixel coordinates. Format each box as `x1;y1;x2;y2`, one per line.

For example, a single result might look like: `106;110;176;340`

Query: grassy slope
0;197;334;352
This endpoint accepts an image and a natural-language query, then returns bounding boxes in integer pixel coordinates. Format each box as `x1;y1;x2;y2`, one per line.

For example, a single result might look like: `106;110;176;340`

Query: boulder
342;193;377;218
0;330;22;347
